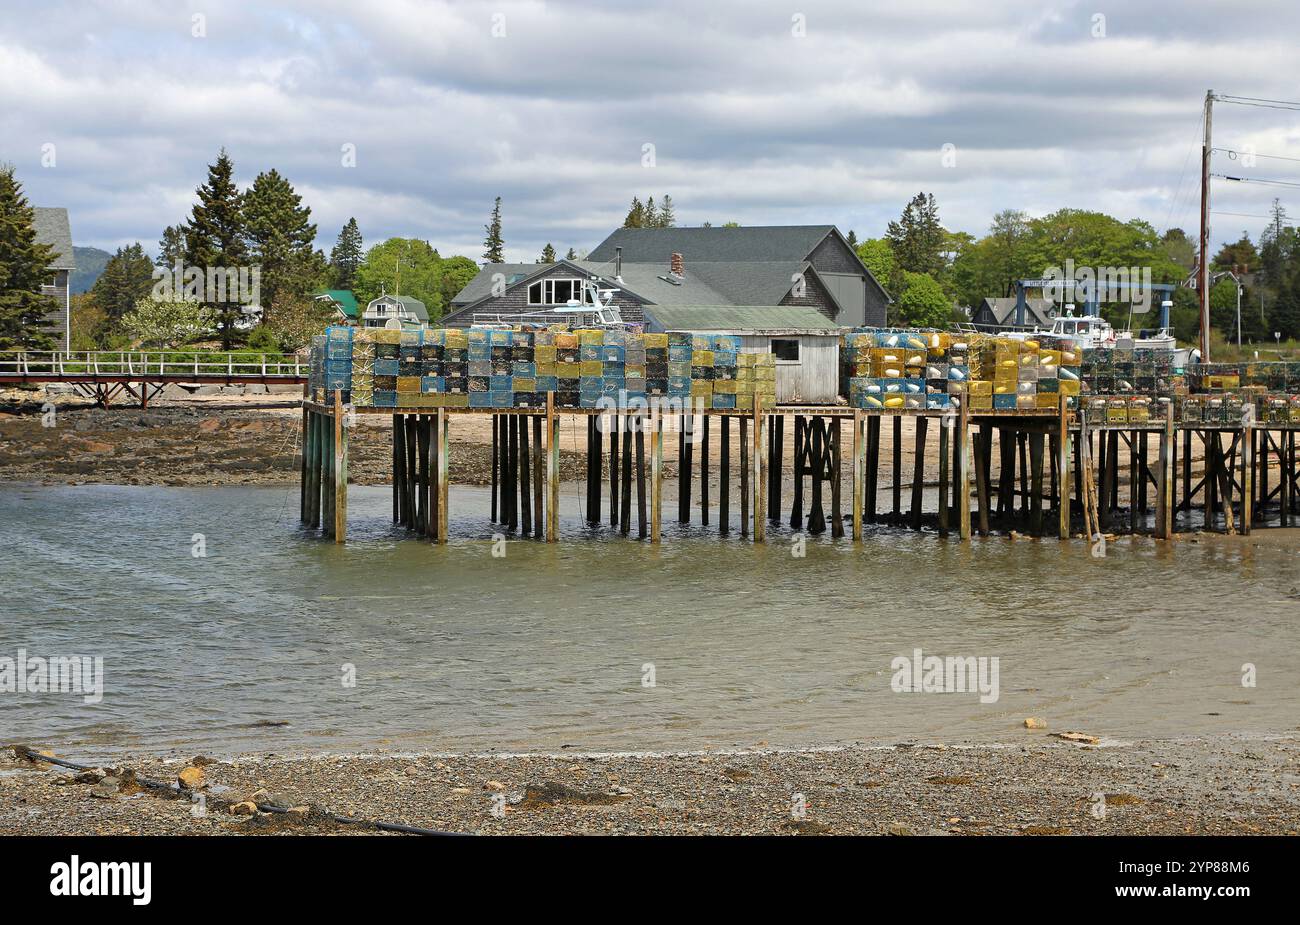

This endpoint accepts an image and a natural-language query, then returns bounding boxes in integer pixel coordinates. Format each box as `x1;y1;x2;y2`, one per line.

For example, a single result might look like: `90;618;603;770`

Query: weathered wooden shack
642;305;842;404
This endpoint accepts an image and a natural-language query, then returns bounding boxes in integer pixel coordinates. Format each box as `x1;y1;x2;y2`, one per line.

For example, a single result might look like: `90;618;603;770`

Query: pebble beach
5;737;1299;836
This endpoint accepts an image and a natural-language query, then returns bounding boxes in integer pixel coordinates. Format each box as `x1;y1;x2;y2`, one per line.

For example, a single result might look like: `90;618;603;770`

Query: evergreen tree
182;149;248;348
623;196;645;228
644;196;658;229
329;217;363;289
886;192;945;281
565;247;577;260
1274;269;1300;341
539;243;556;263
846;229;858;248
242;168;318;318
482;197;504;263
157;225;185;268
0;165;57;350
91;242;155;327
656;194;676;228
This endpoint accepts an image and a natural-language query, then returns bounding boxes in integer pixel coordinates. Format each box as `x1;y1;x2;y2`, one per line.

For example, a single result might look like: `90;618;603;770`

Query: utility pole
1199;90;1215;361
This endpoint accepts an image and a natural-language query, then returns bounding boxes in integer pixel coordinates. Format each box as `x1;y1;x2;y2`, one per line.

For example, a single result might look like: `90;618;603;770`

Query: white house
362;294;428;328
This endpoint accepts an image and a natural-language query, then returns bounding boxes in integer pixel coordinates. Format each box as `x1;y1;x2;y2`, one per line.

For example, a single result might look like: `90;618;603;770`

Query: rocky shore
4;737;1297;836
0;392;590;487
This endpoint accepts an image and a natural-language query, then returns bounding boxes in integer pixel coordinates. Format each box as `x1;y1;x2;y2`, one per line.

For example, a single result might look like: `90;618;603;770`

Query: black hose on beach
12;745;469;837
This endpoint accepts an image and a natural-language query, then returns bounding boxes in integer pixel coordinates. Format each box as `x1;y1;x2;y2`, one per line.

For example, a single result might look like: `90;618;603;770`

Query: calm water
2;483;1299;757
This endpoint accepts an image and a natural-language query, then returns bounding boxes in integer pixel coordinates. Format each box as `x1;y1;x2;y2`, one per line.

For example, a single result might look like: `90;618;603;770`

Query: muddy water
2;483;1298;757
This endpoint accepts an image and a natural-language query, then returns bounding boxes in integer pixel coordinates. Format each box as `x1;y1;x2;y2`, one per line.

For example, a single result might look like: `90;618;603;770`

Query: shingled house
970;296;1057;330
440;225;890;328
33;207;76;351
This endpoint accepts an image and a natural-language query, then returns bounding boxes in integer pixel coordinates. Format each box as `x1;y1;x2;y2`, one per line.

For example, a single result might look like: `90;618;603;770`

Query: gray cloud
1;0;1297;263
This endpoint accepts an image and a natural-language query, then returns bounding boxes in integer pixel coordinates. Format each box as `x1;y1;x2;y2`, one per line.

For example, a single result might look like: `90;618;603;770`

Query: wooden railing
0;350;308;379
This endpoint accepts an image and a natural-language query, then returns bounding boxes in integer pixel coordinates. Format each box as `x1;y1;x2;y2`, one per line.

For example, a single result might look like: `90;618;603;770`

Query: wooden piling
937;413;949;537
891;416;902;522
1058;395;1070;540
490;414;498;523
1029;432;1044;537
753;397;766;543
852;410;864;541
740;416;749;538
1156;413;1172;539
958;400;971;541
531;415;543;539
332;390;347;544
831;417;844;539
519;413;532;536
609;411;620;528
546;395;559;543
678;415;691;524
700;415;710;526
910;416;927;530
650;407;663;544
720;416;731;535
621;413;633;536
436;409;448;544
635;413;647;540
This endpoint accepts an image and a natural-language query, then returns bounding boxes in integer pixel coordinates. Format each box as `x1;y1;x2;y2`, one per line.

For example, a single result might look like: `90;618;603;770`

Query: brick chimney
670;252;684;276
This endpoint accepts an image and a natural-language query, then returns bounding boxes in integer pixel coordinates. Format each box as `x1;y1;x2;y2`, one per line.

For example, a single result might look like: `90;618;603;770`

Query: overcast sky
2;0;1298;264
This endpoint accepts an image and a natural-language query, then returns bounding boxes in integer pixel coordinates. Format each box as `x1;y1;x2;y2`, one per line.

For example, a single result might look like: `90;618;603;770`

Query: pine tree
330;217;363;289
1274;269;1300;340
656;194;676;228
157;225;185;269
242;168;318;319
846;230;858;248
644;196;658;229
886;192;945;282
0;165;58;350
540;243;556;263
91;243;155;327
482;197;504;262
565;247;577;260
623;196;645;228
183;149;248;348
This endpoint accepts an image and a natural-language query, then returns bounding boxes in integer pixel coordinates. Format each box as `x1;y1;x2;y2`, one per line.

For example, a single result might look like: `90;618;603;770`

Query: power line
1212;147;1300;165
1212;173;1300;190
1215;93;1300;112
1211;210;1272;219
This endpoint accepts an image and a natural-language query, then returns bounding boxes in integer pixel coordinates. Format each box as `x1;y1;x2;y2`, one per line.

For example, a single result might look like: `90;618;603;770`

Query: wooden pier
299;391;1300;545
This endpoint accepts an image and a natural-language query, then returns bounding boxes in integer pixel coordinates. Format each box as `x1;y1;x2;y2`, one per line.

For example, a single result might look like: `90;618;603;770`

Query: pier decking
299;391;1300;546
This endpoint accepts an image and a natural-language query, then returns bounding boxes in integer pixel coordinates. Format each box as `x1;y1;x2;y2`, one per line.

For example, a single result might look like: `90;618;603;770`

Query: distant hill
71;246;112;294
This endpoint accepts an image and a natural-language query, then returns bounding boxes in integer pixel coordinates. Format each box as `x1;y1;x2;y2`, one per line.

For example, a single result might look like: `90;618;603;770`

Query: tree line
852;192;1300;346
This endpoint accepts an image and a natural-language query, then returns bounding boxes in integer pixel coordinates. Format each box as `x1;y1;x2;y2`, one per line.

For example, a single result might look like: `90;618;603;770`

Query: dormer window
528;278;588;305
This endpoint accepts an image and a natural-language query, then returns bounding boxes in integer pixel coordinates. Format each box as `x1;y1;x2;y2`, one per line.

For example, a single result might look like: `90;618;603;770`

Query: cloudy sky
2;0;1298;264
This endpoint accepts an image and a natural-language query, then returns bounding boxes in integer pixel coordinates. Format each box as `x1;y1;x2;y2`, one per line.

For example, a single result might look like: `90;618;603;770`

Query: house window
771;338;800;363
528;278;587;306
374;303;388;316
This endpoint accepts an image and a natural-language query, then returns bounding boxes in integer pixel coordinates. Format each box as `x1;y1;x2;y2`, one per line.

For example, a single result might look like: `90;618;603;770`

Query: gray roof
369;293;429;322
572;260;728;305
979;297;1056;327
451;263;542;305
643;304;841;333
589;225;836;263
33;207;75;270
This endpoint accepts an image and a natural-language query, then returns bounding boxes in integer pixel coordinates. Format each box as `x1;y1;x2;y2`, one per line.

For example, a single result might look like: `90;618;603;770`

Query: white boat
1006;314;1195;366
